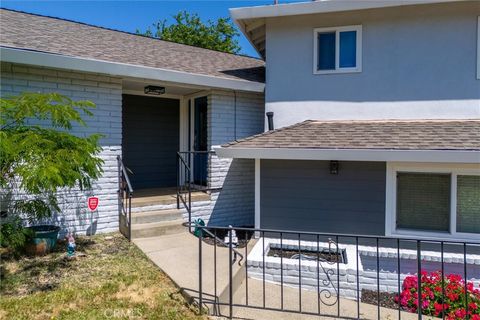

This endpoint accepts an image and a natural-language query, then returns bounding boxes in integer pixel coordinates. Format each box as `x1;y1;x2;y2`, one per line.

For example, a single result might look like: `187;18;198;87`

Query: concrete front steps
131;209;185;238
130;188;210;239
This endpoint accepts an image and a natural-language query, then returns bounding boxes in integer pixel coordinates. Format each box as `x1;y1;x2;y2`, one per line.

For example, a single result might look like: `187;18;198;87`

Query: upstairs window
313;25;362;74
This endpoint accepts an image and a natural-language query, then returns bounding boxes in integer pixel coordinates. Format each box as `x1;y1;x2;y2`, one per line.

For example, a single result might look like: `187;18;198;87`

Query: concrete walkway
133;231;251;314
134;232;431;320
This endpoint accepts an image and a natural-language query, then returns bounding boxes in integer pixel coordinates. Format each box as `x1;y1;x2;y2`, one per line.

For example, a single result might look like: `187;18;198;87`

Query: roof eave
229;0;462;21
0;46;265;93
230;0;462;57
230;15;266;60
214;147;480;164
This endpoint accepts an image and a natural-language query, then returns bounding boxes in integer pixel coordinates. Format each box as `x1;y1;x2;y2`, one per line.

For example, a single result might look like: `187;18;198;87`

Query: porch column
255;158;261;234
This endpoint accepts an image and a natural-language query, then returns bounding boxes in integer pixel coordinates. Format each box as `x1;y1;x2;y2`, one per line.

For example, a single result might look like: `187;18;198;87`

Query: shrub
0;92;103;250
396;270;480;319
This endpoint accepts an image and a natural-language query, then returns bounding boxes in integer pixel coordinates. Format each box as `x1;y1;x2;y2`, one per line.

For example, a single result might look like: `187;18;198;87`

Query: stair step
131;192;210;208
131;219;185;239
132;209;182;224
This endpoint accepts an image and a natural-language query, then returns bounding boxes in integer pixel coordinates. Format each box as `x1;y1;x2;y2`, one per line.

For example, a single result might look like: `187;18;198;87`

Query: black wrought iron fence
187;224;480;320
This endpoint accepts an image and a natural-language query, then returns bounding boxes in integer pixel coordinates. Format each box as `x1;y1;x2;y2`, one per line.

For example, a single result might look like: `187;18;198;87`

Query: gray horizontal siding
260;160;386;235
122;94;179;189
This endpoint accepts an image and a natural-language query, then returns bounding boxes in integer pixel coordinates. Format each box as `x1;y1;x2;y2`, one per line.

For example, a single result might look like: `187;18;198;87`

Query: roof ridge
0;7;263;61
310;119;480;123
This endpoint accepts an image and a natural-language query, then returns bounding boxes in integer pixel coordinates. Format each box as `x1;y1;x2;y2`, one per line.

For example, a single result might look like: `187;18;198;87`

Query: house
0;8;265;237
2;2;480;315
1;0;479;244
213;0;480;242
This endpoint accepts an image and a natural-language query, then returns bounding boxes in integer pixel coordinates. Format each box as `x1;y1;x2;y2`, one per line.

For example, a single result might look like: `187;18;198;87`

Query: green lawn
0;233;205;320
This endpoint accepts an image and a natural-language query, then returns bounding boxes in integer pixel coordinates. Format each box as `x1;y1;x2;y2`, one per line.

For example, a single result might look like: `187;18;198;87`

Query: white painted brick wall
204;90;264;226
0;62;122;236
0;64;266;233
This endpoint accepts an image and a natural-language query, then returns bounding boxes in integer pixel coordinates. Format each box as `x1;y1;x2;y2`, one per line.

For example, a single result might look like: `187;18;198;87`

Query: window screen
339;31;357;68
457;175;480;234
317;32;336;70
396;172;450;232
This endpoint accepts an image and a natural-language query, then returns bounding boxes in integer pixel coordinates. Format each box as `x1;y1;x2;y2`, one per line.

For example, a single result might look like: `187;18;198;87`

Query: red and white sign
87;196;99;211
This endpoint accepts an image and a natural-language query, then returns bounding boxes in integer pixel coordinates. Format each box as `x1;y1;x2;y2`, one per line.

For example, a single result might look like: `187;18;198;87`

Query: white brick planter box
247;238;480;302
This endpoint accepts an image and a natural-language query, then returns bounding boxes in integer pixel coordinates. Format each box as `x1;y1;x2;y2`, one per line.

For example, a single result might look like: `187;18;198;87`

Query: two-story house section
217;0;480;242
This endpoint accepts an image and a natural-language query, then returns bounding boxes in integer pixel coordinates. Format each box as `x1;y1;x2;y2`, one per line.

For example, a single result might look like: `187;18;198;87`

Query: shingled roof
0;9;264;84
223;119;480;151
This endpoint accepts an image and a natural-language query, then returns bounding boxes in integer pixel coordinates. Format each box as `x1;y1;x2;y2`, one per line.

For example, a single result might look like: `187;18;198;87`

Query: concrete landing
132;187;210;208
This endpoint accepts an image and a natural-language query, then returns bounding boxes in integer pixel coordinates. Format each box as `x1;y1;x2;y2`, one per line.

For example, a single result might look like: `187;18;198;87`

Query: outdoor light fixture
144;85;165;95
330;161;339;175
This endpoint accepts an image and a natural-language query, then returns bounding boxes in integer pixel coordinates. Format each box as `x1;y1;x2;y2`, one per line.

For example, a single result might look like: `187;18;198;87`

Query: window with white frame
477;16;480;80
313;25;362;74
386;163;480;240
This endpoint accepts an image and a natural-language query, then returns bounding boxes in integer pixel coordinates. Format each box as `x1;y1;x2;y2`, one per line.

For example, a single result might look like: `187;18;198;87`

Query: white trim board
254;158;261;231
230;0;462;21
0;47;265;93
214;147;480;164
477;16;480;80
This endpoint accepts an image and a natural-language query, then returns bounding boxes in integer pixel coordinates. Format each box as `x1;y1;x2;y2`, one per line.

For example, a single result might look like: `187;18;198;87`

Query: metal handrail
119;158;134;196
177;152;191;172
182;221;244;266
189;224;480;246
177;152;192;225
117;155;133;241
176;151;216;227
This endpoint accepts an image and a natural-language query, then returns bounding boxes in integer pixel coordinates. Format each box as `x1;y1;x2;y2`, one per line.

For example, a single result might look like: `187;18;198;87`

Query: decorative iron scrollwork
318;238;339;306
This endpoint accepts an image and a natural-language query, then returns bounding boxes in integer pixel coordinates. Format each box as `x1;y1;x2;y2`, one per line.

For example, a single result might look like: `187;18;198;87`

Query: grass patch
0;233;206;320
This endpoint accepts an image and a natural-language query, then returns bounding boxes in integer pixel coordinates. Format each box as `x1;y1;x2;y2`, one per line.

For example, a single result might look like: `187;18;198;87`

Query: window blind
396;172;450;232
457;175;480;234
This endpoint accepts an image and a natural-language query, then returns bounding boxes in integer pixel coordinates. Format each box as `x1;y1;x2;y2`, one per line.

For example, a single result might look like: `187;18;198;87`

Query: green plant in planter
0;92;104;251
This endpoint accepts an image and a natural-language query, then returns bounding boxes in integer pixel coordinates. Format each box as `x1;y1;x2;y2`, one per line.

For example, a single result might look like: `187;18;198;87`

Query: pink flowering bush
396;271;480;319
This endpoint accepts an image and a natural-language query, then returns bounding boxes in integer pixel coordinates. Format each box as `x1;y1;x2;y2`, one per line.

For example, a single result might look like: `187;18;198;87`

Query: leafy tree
137;11;241;54
0;93;103;249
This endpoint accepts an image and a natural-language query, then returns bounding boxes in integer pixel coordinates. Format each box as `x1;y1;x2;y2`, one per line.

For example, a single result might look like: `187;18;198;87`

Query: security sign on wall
87;196;99;212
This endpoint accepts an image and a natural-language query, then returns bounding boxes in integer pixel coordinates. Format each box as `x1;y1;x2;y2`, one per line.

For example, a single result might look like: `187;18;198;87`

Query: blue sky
1;0;300;57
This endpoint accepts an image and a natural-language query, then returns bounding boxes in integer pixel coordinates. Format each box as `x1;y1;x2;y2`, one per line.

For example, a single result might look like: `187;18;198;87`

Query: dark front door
193;96;208;186
122;94;179;189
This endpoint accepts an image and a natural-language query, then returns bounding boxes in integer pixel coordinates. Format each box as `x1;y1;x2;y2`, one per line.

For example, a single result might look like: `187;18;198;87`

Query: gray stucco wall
260;160;386;235
0;62;122;235
265;2;480;129
122;94;179;189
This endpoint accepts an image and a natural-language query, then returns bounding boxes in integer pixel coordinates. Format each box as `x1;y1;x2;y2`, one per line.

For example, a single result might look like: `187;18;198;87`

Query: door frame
180;91;210;185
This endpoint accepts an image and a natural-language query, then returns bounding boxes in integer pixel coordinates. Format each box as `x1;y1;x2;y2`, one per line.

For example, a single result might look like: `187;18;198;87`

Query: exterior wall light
330;161;339;174
144;85;165;95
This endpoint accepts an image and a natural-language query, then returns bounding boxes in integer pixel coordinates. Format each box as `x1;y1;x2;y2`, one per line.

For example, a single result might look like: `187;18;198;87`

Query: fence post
198;229;203;315
417;241;422;320
229;227;233;319
176;153;180;210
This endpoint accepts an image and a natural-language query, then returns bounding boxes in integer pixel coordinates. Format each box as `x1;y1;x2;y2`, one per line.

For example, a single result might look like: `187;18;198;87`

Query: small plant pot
25;225;61;256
